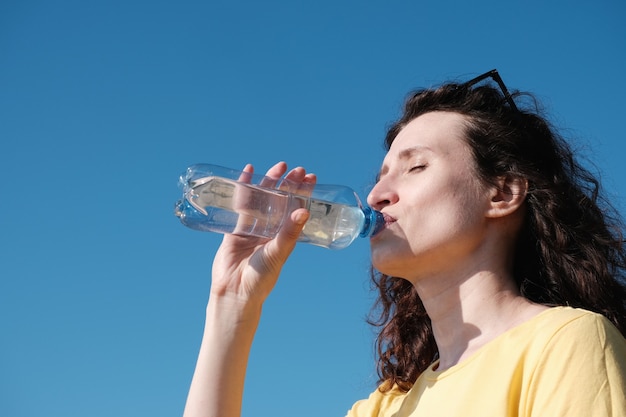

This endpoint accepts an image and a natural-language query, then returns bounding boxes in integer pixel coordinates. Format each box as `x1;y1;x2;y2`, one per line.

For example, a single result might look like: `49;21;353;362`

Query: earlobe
486;176;528;218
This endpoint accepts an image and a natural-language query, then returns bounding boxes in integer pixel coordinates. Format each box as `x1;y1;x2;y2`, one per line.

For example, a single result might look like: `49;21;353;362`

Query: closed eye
409;164;426;173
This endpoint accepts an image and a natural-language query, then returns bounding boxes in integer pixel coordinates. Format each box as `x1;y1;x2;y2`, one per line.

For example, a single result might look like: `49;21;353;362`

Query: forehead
382;111;471;165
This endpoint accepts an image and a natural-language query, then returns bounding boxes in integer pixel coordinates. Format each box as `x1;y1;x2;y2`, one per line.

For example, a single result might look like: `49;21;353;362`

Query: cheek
403;184;485;248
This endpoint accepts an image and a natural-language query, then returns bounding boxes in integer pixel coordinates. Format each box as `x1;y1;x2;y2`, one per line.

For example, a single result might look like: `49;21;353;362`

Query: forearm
181;185;311;417
183;295;263;417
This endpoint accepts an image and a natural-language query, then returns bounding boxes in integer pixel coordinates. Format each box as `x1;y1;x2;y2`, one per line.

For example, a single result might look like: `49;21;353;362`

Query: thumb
264;208;309;266
258;208;309;277
276;208;309;247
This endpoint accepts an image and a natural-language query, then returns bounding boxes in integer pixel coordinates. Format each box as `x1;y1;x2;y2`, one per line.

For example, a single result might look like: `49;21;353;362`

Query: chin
370;247;410;277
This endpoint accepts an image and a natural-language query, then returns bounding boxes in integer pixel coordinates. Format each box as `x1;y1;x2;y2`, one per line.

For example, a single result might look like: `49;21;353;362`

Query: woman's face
367;111;494;280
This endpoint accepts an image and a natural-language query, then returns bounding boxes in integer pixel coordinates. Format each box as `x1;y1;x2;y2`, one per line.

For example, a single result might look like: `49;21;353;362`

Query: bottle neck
360;207;385;238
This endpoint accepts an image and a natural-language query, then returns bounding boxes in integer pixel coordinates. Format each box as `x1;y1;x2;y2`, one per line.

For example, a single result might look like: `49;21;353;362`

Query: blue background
1;1;624;416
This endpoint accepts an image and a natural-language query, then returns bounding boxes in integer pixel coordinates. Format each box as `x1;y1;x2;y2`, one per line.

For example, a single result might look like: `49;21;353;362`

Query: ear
485;175;528;218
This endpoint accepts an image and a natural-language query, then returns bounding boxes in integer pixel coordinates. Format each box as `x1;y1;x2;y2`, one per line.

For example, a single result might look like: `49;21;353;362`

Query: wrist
206;291;264;327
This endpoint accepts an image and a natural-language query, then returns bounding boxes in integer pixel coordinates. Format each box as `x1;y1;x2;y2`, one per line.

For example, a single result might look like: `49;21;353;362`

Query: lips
369;213;396;241
382;213;397;227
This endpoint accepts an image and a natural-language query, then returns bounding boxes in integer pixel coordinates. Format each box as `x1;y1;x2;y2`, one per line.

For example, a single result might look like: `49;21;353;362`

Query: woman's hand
210;161;316;307
183;162;316;417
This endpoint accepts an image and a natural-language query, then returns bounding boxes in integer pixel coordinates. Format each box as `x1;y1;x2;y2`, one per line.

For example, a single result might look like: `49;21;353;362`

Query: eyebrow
398;145;432;160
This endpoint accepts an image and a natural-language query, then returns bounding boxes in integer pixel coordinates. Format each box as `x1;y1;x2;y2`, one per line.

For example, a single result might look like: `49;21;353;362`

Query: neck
413;267;546;372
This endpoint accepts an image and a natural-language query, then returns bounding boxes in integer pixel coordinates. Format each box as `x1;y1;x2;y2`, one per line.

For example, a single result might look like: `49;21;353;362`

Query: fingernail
293;211;308;225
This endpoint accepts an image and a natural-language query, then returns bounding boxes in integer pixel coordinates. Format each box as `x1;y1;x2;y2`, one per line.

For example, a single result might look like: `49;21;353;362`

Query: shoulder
523;308;626;415
525;306;626;379
486;307;626;386
345;384;406;417
533;307;625;346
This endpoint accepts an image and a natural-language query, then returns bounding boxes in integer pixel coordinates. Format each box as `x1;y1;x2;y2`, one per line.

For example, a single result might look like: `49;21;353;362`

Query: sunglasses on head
463;69;519;113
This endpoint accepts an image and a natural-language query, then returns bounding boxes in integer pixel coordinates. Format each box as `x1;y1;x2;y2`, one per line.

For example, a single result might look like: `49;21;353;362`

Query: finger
237;163;254;183
260;162;288;188
300;172;317;193
231;164;258;235
291;172;317;197
280;166;307;194
265;161;288;178
303;173;317;184
264;208;310;266
283;166;306;182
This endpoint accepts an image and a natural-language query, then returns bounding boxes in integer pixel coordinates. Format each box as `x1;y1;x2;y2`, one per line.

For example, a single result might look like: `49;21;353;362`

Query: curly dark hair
368;77;626;393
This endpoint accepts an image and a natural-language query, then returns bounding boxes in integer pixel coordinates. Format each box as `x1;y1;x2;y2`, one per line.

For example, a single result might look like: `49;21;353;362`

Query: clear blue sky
1;1;624;416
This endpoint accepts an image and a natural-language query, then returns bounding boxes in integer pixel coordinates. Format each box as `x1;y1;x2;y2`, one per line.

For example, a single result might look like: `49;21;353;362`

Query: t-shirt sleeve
345;384;405;417
525;313;626;417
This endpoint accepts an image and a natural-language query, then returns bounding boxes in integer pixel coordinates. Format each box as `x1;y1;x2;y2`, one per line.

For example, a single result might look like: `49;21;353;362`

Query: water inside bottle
300;199;363;248
187;177;364;248
189;176;289;238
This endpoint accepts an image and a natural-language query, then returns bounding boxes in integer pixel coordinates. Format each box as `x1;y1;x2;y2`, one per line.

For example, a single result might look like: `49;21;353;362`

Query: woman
182;70;626;417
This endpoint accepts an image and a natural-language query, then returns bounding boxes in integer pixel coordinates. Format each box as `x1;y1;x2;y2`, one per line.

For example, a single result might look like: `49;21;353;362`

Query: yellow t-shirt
346;307;626;417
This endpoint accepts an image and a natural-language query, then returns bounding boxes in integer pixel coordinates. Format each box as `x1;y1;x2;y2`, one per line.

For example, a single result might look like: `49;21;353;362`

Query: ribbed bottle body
175;164;382;250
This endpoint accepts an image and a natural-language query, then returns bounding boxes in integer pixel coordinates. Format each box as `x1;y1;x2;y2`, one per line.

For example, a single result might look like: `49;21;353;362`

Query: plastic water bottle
174;163;384;250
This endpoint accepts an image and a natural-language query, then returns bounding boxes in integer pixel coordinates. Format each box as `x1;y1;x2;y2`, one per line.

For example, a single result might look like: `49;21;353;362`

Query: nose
367;178;398;210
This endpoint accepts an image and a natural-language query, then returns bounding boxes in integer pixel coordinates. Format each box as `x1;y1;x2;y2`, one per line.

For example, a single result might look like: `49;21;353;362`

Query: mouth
372;213;396;237
382;213;397;227
369;212;397;240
